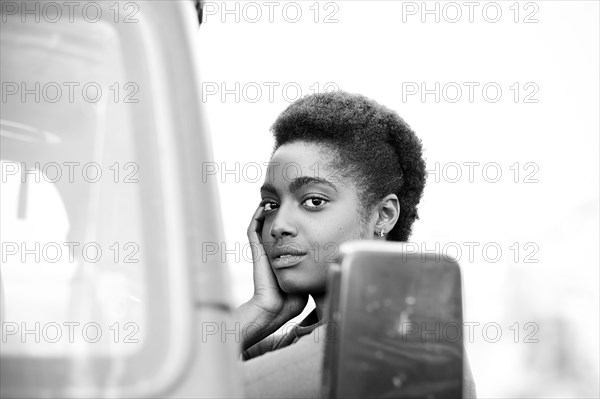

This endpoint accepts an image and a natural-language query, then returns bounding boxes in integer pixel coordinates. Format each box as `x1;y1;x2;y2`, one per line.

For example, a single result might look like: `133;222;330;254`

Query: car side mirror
323;241;464;398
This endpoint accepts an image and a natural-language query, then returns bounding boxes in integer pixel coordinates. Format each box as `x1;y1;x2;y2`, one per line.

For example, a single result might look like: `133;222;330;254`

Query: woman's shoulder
241;323;326;398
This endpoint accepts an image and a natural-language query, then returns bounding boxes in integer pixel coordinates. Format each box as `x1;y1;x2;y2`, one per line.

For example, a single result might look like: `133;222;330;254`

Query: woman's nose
269;206;298;239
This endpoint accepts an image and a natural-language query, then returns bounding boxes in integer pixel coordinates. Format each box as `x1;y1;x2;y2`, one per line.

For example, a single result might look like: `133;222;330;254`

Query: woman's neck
312;293;328;322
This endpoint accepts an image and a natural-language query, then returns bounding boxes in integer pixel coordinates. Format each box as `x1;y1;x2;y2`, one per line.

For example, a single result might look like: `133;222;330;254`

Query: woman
234;91;475;398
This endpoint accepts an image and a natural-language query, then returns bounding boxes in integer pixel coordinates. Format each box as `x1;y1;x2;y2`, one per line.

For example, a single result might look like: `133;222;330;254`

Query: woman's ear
374;194;400;239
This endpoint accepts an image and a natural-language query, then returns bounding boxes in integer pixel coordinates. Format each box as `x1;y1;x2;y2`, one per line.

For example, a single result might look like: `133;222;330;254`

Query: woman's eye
262;201;278;212
302;197;327;209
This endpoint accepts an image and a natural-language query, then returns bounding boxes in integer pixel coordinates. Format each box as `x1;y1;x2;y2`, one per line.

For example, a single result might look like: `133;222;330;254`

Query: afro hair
270;90;427;242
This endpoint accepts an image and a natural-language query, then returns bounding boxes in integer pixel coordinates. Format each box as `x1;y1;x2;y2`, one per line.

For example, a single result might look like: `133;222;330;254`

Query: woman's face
260;141;370;295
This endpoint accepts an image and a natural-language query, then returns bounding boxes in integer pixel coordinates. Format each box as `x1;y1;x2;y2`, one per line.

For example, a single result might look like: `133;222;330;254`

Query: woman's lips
270;253;307;269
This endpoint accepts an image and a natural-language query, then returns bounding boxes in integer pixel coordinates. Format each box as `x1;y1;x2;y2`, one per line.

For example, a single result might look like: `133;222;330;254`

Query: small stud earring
376;230;386;237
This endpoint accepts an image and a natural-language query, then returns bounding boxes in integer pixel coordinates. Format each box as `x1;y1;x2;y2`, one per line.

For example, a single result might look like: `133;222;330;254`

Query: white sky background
198;1;599;397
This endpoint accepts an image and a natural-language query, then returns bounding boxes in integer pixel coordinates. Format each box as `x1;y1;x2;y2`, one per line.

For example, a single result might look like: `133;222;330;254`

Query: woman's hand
246;205;308;320
233;205;309;351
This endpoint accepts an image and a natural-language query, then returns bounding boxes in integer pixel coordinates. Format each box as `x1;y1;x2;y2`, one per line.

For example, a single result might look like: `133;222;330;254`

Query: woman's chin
275;269;325;296
275;276;304;294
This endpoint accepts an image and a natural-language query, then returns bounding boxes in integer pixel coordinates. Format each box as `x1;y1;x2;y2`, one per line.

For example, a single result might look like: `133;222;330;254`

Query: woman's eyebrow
260;183;277;195
288;176;337;193
260;176;338;195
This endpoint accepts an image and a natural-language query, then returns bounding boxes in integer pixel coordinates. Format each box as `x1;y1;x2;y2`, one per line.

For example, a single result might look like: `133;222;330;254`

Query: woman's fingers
247;205;266;259
247;204;284;314
246;205;308;323
248;205;266;241
247;204;274;281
